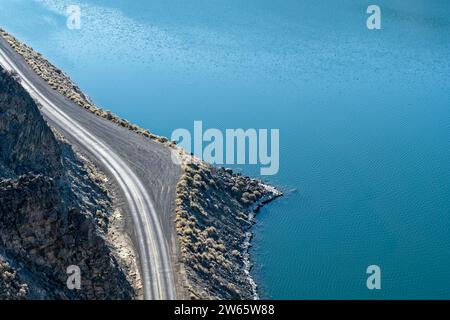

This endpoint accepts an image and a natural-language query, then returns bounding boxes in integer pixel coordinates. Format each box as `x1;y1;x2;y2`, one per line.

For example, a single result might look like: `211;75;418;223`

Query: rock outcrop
0;255;28;299
0;67;134;299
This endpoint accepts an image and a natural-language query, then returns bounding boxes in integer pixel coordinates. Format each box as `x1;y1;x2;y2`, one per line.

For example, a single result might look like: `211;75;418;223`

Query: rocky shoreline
0;28;282;300
172;151;282;299
243;184;282;299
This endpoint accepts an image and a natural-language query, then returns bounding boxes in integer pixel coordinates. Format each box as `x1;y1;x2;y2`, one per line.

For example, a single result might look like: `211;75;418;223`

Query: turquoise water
1;0;449;299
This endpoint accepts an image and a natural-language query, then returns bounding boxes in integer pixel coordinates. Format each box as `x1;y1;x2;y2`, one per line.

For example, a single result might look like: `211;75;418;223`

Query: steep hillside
0;67;134;299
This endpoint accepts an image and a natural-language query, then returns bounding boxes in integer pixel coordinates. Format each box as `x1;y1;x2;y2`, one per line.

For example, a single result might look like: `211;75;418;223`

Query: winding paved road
0;39;179;300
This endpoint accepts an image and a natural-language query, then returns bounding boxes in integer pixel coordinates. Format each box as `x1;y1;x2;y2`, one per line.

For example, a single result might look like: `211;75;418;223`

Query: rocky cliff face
0;72;61;179
0;67;134;299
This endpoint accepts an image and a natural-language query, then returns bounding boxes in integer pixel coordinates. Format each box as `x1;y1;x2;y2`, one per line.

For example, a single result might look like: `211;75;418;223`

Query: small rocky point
174;153;281;300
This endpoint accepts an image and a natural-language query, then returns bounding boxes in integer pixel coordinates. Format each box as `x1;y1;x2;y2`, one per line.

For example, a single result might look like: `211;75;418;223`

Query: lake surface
1;0;449;299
